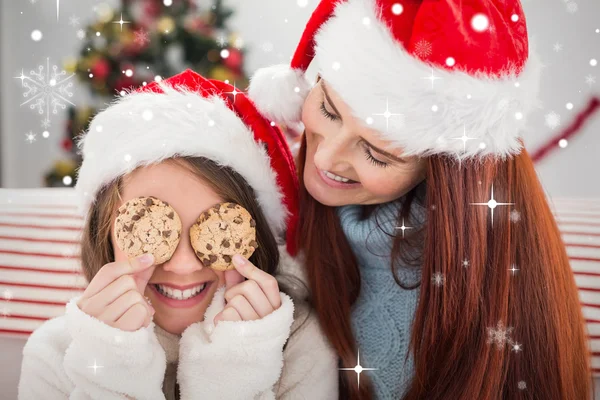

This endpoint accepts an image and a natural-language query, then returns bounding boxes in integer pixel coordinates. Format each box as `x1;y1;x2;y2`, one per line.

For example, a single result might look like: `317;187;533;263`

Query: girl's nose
161;232;204;274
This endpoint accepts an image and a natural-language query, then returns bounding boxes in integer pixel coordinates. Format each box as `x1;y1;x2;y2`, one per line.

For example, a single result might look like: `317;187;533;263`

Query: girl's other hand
213;255;282;324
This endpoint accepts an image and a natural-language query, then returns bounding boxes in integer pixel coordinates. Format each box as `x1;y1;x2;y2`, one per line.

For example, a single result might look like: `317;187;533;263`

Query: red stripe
554;213;600;219
3;297;77;306
560;231;600;238
0;223;81;231
565;243;600;249
570;256;600;263
586;318;600;323
0;281;85;291
0;204;78;210
531;97;600;163
582;303;600;309
2;314;56;321
578;287;600;293
0;265;81;275
0;249;79;259
557;220;600;228
0;329;34;336
0;212;83;220
0;235;79;245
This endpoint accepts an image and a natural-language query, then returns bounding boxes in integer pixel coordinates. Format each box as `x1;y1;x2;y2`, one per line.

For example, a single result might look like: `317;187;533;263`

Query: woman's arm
19;296;167;400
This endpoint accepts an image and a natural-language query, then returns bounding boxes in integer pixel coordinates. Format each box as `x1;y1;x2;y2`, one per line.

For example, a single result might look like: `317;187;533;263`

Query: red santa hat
76;70;300;256
248;0;543;159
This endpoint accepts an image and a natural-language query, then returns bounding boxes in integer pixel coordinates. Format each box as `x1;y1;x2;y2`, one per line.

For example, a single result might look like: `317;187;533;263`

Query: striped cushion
0;189;598;375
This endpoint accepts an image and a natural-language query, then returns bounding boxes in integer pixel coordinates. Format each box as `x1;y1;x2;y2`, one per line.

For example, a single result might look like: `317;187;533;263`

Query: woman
249;0;593;399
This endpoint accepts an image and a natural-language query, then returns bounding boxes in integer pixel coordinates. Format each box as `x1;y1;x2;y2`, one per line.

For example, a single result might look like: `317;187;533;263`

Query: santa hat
76;70;300;256
248;0;543;159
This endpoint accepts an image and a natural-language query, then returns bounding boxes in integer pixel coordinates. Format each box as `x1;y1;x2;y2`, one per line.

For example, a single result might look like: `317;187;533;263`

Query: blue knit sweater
337;198;425;399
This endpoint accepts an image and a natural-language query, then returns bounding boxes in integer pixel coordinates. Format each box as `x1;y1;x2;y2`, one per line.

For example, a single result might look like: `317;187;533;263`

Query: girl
249;0;593;399
18;70;338;399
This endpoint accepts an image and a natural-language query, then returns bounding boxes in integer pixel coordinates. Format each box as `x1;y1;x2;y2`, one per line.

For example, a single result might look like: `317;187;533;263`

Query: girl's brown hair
296;136;593;399
79;157;280;283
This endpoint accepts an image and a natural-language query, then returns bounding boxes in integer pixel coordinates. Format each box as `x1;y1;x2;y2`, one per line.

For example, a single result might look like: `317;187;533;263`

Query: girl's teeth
156;283;206;300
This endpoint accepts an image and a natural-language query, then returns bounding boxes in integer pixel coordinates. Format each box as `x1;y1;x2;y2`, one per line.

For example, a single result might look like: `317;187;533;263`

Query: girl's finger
227;294;261;321
114;302;149;332
99;289;154;324
232;255;281;309
83;254;155;299
214;306;242;324
223;269;245;291
224;280;274;318
81;274;139;317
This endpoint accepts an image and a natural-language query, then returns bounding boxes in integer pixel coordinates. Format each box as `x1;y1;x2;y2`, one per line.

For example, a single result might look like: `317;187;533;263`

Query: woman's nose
313;130;351;170
160;233;204;274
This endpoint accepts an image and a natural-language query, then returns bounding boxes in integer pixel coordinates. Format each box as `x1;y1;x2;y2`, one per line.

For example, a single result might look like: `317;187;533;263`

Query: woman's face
301;79;427;206
111;161;226;335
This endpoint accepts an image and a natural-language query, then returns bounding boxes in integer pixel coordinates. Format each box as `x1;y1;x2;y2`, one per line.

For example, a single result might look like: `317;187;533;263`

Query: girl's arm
177;286;294;400
19;296;167;400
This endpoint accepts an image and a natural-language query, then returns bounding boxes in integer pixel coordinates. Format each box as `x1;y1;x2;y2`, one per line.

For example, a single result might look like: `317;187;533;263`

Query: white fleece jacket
18;250;338;400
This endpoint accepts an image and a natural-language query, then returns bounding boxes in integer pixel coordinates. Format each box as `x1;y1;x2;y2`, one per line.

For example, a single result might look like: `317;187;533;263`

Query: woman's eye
364;147;389;168
319;101;340;121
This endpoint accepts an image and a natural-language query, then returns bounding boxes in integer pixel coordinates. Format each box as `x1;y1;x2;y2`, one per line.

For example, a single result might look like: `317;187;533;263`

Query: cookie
114;196;182;264
190;202;258;271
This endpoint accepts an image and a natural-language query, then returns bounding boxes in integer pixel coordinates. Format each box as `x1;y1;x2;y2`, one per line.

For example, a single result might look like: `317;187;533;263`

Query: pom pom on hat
248;65;311;128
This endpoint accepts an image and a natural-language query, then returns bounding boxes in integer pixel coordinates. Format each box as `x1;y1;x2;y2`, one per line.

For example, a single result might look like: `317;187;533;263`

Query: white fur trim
314;0;543;159
178;285;294;399
248;64;312;127
75;84;287;236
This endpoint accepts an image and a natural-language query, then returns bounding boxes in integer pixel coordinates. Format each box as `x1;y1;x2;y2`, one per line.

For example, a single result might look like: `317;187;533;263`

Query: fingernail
233;255;246;266
137;253;154;266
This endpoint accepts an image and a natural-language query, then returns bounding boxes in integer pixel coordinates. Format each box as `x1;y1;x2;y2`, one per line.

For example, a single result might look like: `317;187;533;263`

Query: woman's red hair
295;136;593;399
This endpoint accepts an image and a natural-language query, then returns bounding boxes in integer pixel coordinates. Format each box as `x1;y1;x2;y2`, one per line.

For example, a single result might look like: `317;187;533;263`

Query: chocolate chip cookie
190;202;258;271
114;196;182;264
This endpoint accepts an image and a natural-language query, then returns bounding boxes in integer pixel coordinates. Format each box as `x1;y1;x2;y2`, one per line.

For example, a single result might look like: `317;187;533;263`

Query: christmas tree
45;0;248;187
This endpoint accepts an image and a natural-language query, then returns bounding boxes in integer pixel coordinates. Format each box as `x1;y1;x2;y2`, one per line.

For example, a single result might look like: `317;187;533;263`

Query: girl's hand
213;255;282;324
76;253;156;332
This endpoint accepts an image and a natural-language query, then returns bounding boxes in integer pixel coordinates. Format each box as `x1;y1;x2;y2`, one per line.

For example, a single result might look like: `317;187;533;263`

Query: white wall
1;0;599;196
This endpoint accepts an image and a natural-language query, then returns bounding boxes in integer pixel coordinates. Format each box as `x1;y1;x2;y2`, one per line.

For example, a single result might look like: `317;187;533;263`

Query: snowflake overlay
15;58;75;128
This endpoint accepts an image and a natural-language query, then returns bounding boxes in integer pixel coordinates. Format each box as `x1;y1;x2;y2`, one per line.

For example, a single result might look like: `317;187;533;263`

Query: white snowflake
566;2;578;13
69;15;80;27
553;42;563;52
487;320;515;350
261;42;274;53
462;259;470;268
15;58;75;129
25;132;37;143
510;209;521;222
76;29;85;40
413;39;432;59
1;306;10;318
134;30;150;46
217;35;227;47
432;272;445;286
518;381;527;390
3;289;13;301
545;111;561;129
585;74;596;86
